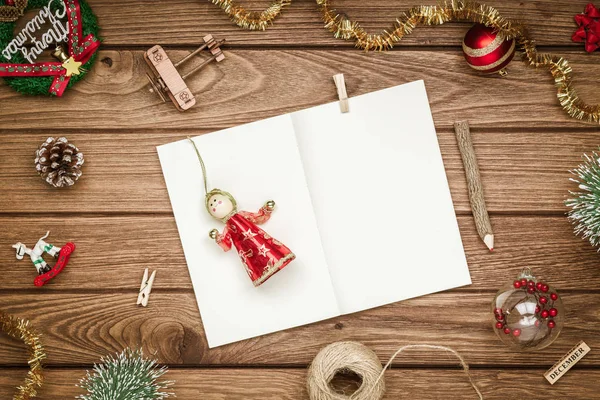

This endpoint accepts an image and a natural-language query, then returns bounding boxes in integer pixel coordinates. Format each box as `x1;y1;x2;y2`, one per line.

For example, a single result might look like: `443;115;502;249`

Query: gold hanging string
0;0;27;22
210;0;291;30
0;310;46;400
188;137;209;195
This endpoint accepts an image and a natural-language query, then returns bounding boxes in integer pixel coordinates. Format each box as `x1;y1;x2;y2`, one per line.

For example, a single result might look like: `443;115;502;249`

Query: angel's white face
207;193;234;219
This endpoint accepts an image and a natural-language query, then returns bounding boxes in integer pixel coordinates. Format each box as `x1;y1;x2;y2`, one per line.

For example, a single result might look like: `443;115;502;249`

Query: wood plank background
1;0;599;398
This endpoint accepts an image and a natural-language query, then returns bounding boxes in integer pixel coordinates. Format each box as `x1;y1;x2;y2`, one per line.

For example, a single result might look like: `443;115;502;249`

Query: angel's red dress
215;206;295;286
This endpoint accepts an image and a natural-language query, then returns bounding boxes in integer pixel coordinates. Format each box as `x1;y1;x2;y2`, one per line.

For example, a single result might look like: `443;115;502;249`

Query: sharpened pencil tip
484;234;494;252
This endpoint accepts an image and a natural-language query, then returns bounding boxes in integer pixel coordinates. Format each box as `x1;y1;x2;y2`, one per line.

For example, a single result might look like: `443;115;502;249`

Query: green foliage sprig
77;348;174;400
567;150;600;249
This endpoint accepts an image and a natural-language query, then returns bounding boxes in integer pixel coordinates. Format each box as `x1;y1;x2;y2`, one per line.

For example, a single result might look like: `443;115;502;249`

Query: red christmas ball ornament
462;23;516;75
492;268;565;351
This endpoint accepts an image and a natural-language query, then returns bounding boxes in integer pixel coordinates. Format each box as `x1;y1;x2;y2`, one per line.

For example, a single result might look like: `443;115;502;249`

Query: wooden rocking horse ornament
12;231;75;287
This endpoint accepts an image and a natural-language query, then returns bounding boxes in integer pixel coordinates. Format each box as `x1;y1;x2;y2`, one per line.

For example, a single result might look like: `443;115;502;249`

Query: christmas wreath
0;0;100;96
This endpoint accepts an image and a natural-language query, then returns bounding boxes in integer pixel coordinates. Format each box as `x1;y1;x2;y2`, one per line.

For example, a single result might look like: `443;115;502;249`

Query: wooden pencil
454;120;494;251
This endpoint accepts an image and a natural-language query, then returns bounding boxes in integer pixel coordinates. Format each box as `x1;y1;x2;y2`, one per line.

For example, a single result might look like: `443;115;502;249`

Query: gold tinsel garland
209;0;600;124
210;0;290;30
0;310;45;400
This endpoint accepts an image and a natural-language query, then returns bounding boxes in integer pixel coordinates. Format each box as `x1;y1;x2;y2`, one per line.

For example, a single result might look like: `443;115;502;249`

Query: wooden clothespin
333;73;349;113
137;268;156;307
145;34;226;111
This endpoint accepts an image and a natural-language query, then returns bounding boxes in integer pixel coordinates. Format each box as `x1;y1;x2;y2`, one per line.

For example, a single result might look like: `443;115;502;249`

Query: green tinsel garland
566;149;600;249
0;0;100;95
77;348;175;400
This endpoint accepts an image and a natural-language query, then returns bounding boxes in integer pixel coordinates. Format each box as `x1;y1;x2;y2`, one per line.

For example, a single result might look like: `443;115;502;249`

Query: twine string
373;344;484;400
307;341;484;400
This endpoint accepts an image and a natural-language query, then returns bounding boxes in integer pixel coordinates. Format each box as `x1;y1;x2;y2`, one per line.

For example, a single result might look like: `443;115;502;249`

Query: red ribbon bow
573;3;600;52
0;0;100;96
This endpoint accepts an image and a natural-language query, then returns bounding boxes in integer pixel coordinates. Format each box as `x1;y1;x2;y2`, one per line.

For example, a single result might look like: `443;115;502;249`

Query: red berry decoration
513;280;521;289
492;268;564;351
462;23;516;75
520;278;527;287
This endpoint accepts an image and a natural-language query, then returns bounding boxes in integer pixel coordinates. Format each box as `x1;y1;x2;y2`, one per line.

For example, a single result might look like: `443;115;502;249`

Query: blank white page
157;114;339;347
292;80;471;314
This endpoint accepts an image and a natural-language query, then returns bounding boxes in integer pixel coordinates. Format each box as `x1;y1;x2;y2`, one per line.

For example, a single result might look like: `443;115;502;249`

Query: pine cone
35;137;84;188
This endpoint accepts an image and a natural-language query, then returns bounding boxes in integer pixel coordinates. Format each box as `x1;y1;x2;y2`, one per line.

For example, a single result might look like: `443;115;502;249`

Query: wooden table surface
1;0;600;398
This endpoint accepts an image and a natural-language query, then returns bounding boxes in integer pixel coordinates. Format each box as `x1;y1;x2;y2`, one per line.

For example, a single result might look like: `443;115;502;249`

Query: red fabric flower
573;3;600;52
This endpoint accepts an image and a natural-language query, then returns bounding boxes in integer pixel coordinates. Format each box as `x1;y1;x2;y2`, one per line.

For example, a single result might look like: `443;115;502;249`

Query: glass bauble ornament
492;268;564;351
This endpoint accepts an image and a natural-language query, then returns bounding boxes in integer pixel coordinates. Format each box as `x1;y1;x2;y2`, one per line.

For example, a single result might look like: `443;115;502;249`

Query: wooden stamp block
544;341;591;384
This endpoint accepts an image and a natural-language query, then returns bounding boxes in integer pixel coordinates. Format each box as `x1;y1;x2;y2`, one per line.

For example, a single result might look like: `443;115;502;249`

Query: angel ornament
189;138;295;287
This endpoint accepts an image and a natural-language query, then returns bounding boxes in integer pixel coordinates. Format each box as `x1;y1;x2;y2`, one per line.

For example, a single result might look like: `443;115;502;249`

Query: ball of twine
307;342;484;400
307;341;385;400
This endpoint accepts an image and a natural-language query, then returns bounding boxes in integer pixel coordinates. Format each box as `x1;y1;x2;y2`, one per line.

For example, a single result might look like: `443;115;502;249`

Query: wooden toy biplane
145;34;225;111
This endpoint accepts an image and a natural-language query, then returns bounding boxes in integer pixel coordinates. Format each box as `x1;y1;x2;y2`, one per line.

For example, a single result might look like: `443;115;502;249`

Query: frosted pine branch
77;348;175;400
566;150;600;249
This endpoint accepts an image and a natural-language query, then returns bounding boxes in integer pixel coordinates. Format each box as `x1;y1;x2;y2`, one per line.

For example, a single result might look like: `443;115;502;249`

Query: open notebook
157;80;471;348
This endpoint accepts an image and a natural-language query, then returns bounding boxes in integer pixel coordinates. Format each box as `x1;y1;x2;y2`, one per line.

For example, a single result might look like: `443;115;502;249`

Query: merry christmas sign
2;0;69;63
